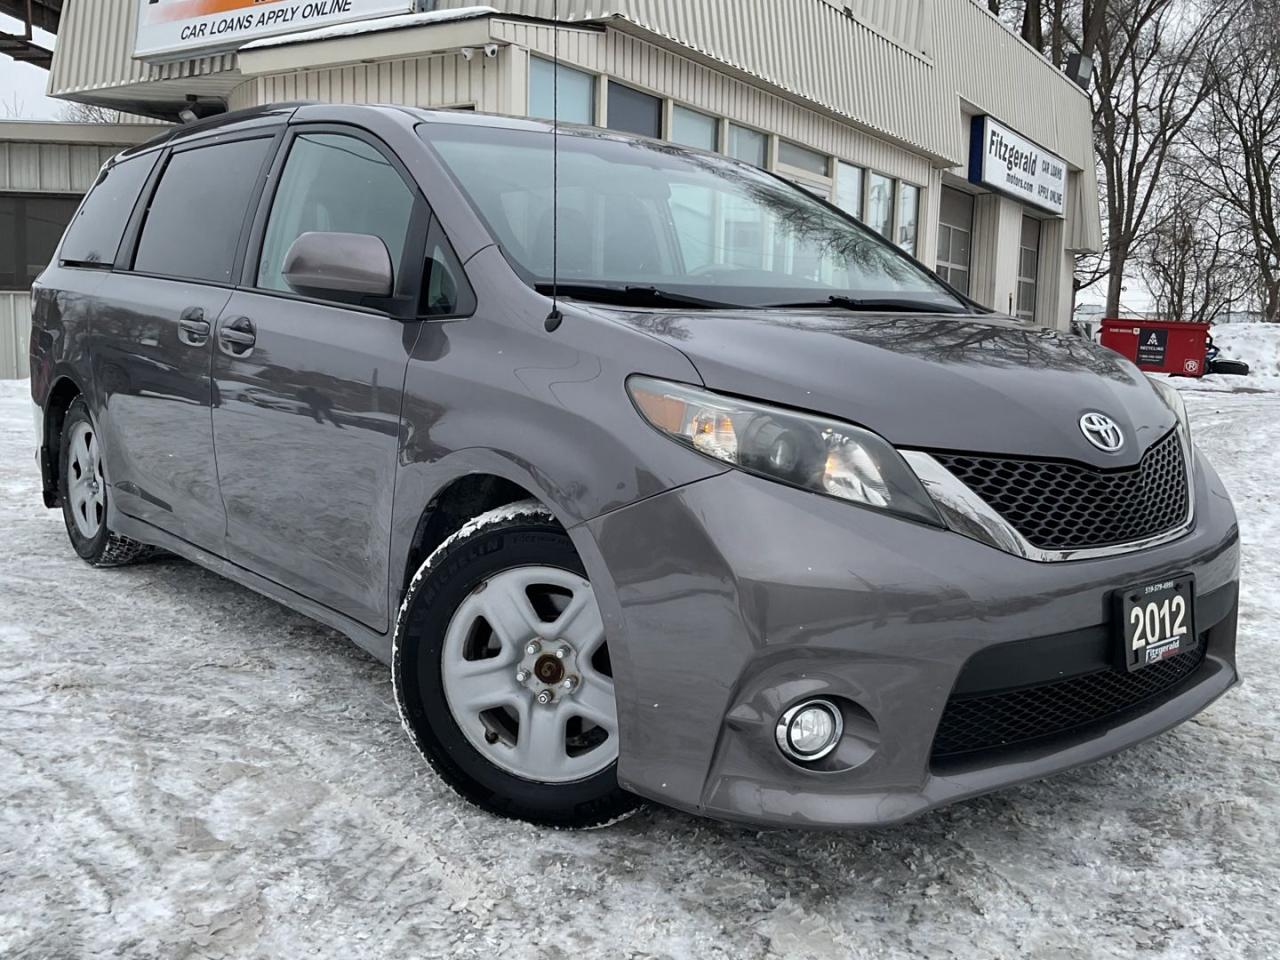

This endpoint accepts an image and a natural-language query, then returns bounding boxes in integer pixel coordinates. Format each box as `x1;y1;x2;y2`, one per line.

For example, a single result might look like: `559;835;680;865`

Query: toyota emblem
1080;412;1125;453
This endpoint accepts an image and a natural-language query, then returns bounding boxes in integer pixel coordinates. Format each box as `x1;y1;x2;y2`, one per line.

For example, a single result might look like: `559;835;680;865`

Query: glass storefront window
935;186;974;296
726;124;768;168
834;162;863;220
529;57;595;125
866;172;894;239
671;106;719;151
897;183;920;256
778;140;828;177
1016;215;1041;321
607;82;663;138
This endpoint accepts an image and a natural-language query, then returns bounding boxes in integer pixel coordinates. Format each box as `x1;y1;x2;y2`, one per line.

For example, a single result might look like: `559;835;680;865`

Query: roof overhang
0;0;60;68
0;120;159;146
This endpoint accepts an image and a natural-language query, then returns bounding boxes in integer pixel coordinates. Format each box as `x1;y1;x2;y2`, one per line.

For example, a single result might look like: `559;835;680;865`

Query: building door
1016;215;1042;321
935;187;974;295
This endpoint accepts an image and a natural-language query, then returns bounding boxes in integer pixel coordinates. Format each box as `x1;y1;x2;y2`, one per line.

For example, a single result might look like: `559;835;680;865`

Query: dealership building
1;0;1101;377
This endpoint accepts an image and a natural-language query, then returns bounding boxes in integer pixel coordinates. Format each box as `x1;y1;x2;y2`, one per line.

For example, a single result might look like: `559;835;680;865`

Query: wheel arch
39;372;86;508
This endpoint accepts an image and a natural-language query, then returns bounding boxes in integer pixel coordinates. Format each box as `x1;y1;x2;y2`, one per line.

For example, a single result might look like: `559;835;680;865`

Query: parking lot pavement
2;375;1277;960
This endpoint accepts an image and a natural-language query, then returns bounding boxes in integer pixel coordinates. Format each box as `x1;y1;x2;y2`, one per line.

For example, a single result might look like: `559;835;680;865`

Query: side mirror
282;231;393;300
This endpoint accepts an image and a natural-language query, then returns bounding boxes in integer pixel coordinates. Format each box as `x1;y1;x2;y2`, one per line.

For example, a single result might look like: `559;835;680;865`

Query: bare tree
1185;1;1280;321
58;101;129;124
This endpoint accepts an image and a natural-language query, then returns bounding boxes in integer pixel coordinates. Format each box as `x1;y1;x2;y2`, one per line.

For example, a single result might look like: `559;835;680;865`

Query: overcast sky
0;16;62;120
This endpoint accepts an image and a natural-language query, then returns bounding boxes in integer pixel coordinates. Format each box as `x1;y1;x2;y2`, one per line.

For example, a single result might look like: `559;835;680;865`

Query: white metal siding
0;142;118;193
0;293;32;380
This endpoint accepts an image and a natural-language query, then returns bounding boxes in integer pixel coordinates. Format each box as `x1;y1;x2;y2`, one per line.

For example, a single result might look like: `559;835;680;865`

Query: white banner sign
134;0;416;61
969;116;1067;216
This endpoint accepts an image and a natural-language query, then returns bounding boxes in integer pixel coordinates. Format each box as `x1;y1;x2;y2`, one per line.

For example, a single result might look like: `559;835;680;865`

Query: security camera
178;107;199;124
483;44;498;59
460;47;474;62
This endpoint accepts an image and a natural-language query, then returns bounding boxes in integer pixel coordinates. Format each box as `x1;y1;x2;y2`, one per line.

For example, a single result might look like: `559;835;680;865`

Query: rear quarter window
59;152;158;267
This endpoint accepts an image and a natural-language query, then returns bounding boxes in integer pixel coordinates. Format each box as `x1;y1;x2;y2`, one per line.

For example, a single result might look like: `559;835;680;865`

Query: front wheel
393;501;639;828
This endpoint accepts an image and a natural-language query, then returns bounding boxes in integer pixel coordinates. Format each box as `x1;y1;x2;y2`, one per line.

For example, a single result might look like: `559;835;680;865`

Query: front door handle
178;307;210;346
218;316;257;357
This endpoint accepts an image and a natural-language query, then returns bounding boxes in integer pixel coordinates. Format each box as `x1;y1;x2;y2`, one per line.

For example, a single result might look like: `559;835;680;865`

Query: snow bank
1213;322;1280;377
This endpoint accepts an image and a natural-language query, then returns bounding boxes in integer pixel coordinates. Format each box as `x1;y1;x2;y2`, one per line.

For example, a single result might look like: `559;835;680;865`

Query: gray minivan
29;104;1240;829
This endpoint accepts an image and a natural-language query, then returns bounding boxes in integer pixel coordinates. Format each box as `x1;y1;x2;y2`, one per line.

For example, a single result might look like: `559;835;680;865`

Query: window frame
121;131;281;289
240;123;440;321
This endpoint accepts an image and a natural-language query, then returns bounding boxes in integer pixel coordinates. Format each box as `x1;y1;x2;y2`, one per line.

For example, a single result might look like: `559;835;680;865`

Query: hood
599;308;1176;468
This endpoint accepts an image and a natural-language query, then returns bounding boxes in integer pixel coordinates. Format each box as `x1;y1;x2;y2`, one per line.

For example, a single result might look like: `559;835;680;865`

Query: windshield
421;122;965;311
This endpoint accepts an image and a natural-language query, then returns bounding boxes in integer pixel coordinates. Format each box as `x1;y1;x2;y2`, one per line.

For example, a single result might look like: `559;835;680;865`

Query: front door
211;128;426;631
93;135;275;551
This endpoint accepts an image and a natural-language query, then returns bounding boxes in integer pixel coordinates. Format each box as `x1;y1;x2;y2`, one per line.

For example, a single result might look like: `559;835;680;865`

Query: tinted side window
421;219;475;317
134;137;272;284
257;133;414;295
60;152;158;267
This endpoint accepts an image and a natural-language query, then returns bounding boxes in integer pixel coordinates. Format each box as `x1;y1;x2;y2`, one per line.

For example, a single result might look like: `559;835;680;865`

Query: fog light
775;699;843;762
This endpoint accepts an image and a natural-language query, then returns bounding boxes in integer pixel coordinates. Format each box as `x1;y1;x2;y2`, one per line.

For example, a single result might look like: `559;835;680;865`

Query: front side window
529;57;595;125
424;124;962;311
257;133;415;295
60;152;158;268
134;138;271;283
0;195;81;288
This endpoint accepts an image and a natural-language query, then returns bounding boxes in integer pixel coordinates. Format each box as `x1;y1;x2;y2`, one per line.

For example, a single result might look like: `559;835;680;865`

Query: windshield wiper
534;282;742;310
766;295;969;315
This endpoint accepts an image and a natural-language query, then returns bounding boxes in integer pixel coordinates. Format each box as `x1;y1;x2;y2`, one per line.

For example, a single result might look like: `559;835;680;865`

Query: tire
393;501;639;828
1209;359;1251;377
58;397;155;568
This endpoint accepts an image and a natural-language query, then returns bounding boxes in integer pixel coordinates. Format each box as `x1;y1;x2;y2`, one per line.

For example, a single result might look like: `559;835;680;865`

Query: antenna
544;0;564;333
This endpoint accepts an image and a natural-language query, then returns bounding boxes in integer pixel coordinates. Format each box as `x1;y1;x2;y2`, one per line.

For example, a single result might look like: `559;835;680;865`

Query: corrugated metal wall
0;293;33;380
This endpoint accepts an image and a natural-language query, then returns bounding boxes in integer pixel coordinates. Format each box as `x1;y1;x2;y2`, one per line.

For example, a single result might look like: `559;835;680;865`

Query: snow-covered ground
1;368;1278;960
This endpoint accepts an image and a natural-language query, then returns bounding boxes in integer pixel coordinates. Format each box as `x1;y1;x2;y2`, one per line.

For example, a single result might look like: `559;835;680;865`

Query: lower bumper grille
931;640;1207;761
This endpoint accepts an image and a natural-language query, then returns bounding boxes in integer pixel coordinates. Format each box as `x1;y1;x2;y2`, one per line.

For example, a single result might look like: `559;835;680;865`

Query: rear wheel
58;397;155;567
393;501;638;827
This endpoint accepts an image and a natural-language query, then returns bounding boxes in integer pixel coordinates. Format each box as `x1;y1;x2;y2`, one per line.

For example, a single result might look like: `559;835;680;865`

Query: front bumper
583;447;1240;829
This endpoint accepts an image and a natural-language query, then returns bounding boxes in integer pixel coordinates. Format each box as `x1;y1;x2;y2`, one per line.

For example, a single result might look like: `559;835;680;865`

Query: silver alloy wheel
441;565;619;783
66;420;105;540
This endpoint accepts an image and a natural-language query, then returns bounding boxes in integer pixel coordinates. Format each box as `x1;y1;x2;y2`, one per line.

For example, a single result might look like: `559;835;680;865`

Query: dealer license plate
1119;577;1196;672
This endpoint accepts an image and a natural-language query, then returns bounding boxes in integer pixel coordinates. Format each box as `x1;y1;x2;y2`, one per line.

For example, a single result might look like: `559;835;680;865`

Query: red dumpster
1099;318;1212;378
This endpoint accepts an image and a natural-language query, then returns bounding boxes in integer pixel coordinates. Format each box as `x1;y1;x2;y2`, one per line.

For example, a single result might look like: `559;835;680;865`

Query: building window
897;183;920;256
935;186;974;296
778;140;828;177
0;194;82;289
529;57;595;126
607;82;662;138
1017;215;1042;321
866;172;894;239
670;105;719;151
726;123;768;168
834;163;863;220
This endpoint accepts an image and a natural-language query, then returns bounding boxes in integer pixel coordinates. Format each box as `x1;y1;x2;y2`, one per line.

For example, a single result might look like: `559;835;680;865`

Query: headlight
628;377;943;525
1148;376;1191;444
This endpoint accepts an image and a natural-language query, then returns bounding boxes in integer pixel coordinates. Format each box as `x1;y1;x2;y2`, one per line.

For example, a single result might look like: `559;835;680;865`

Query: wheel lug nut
536;690;554;705
555;645;570;660
525;641;541;656
515;669;530;684
561;676;578;692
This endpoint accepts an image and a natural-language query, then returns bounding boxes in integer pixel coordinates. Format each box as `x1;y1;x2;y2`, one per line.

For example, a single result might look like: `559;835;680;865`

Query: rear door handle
218;316;257;356
178;307;211;346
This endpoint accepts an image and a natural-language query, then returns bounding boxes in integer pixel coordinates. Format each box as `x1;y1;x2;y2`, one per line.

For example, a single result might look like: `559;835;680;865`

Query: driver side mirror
282;231;393;301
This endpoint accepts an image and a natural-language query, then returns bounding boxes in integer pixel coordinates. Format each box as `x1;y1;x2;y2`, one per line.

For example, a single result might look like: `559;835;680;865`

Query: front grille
931;640;1206;761
933;429;1189;551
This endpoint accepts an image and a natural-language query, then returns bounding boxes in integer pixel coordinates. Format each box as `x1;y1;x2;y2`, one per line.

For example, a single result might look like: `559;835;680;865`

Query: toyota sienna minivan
29;104;1241;828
